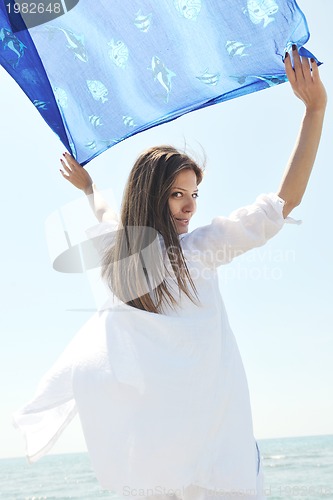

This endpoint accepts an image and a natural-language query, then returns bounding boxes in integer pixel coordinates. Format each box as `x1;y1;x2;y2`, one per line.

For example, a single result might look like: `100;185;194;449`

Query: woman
15;48;326;499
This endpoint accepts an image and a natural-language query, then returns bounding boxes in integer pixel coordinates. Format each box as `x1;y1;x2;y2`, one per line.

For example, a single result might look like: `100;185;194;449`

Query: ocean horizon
1;434;332;499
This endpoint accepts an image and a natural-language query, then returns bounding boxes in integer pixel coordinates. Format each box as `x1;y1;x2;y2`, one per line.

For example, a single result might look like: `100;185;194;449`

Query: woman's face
168;169;198;234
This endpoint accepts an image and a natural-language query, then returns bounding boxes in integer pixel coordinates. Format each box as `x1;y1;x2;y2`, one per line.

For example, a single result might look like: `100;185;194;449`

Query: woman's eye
171;191;198;198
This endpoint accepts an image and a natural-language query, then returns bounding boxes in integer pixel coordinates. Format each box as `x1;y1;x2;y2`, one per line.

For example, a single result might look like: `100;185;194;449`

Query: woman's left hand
284;46;327;113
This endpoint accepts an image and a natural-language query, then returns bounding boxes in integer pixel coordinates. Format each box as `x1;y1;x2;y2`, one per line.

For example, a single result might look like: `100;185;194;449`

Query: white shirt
13;193;299;497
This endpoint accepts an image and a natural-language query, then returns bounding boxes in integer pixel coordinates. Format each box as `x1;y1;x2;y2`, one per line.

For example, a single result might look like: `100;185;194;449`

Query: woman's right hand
60;152;93;195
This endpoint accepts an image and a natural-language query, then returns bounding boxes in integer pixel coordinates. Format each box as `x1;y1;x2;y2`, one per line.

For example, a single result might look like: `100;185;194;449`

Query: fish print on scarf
196;69;220;86
89;115;103;127
226;41;251;58
84;140;97;150
231;73;288;87
44;26;88;62
174;0;202;21
134;10;152;32
108;39;129;69
123;116;136;127
33;99;48;110
150;56;176;101
0;28;26;68
87;80;109;103
54;87;68;108
244;0;279;28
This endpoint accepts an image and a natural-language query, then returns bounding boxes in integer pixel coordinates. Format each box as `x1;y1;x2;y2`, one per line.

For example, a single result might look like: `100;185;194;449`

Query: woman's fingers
285;46;312;89
292;45;303;80
60;157;78;185
285;47;312;84
311;58;320;83
60;153;81;179
284;46;327;112
63;152;80;170
60;158;72;175
302;56;312;82
284;52;295;84
59;166;71;181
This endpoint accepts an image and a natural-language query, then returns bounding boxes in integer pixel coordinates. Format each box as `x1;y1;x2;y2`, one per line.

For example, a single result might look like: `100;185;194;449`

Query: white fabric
13;193;299;497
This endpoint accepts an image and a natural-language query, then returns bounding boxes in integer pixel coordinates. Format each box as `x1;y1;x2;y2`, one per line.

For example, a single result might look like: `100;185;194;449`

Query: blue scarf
0;0;319;165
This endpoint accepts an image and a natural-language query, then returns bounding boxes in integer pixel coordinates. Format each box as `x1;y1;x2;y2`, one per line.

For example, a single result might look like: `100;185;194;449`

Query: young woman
15;48;326;500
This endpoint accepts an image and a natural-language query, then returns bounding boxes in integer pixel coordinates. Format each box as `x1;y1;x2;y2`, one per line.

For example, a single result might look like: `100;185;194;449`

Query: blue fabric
0;0;319;166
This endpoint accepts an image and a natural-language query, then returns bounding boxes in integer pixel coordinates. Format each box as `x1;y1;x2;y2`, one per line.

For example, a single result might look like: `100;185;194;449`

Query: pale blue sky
0;0;332;459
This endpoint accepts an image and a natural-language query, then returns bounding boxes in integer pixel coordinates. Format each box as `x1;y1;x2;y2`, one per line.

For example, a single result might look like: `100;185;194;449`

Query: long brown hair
102;145;204;313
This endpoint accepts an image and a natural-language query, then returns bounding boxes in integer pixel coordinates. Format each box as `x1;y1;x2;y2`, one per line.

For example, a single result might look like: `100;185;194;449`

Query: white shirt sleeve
84;219;120;266
180;193;301;267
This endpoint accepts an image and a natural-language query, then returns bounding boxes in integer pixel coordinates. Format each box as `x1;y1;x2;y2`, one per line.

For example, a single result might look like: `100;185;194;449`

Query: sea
0;435;332;500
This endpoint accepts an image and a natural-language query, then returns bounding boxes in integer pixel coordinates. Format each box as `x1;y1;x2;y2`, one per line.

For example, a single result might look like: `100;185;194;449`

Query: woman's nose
182;197;196;213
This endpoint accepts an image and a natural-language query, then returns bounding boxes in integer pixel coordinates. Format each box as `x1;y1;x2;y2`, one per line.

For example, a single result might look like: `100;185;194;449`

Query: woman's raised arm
277;46;327;218
60;152;118;223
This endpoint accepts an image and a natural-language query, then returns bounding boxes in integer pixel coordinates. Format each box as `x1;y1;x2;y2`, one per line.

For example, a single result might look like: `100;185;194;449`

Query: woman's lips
175;218;189;225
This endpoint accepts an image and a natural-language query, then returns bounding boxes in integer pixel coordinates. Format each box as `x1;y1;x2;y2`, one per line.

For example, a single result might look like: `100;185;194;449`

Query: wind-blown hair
101;145;204;313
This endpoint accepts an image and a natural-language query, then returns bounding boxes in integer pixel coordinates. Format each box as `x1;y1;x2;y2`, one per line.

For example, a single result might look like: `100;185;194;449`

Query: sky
0;0;332;460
